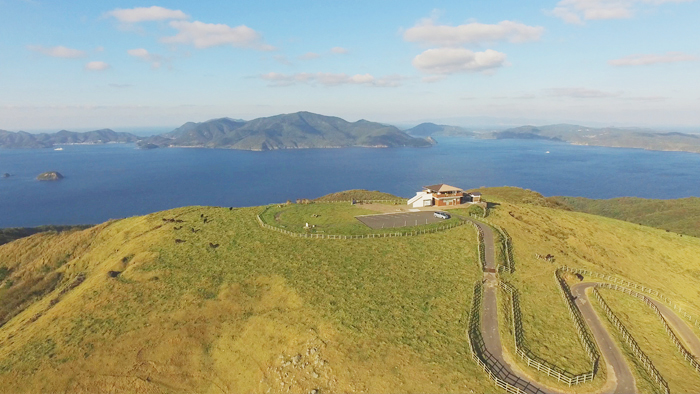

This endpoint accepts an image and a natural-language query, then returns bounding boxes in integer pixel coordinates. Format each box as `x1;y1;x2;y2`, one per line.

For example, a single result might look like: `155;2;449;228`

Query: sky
0;0;699;131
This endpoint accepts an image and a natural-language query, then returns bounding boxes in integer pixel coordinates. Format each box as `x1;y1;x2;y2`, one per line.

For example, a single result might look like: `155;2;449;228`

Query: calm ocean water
1;137;699;228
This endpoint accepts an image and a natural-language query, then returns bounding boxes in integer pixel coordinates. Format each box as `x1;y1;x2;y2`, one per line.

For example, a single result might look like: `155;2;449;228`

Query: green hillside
2;188;700;393
0;129;140;149
551;196;700;237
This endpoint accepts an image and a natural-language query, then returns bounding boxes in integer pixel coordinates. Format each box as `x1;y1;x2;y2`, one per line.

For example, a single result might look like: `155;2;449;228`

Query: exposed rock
36;171;64;181
1;173;10;178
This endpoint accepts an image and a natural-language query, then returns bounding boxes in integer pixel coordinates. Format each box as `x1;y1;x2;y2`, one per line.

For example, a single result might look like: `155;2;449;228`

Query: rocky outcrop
37;171;64;181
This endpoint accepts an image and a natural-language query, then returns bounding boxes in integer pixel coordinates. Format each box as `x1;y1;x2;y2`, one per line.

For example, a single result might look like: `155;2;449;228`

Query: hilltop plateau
1;188;700;393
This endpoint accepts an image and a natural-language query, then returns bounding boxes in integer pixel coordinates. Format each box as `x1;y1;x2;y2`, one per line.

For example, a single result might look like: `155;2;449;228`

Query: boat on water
54;147;63;151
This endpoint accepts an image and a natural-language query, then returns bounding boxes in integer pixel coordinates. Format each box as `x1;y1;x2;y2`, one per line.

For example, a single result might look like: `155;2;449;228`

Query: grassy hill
0;205;488;393
0;225;92;246
140;112;434;151
550;196;700;238
2;188;700;392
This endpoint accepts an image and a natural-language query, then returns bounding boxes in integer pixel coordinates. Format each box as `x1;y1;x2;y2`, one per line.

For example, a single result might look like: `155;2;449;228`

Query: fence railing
494;225;515;273
554;270;602;376
592;287;670;394
256;213;467;240
467;221;486;270
467;281;526;394
596;282;700;374
499;280;596;386
560;266;700;331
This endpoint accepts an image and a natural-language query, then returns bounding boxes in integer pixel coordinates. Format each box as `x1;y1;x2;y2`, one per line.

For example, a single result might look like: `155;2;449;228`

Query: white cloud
127;48;163;69
547;87;620;98
331;47;349;54
260;72;404;87
549;0;694;24
412;48;507;74
106;6;188;23
27;45;86;58
162;20;274;50
299;52;320;60
403;19;544;46
422;75;446;83
609;52;697;66
85;61;110;71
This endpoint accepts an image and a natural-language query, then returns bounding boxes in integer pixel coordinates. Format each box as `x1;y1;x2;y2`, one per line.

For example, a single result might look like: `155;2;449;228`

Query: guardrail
592;287;670;394
560;266;700;331
554;270;602;376
467;221;486;270
256;213;467;240
499;280;596;386
596;282;700;374
467;281;526;394
494;225;515;273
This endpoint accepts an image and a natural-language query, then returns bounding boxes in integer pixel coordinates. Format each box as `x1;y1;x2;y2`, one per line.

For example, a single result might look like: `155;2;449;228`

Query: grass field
597;288;700;393
551;196;700;238
0;205;492;393
260;203;461;235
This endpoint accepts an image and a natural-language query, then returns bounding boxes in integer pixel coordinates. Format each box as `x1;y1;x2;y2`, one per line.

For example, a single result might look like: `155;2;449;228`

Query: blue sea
1;137;699;228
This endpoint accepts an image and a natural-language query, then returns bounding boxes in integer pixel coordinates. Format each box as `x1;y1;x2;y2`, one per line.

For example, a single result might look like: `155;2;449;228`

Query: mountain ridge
139;111;434;150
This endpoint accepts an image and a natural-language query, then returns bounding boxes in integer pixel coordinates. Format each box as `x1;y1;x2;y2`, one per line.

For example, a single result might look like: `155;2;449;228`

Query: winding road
465;219;700;394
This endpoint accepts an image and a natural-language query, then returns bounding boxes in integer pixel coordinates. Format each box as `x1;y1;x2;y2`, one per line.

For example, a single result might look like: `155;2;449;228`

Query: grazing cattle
175;219;184;223
229;207;233;210
108;271;121;278
175;239;186;243
209;243;219;249
174;226;182;230
200;214;204;218
203;218;208;223
575;273;584;281
191;228;199;233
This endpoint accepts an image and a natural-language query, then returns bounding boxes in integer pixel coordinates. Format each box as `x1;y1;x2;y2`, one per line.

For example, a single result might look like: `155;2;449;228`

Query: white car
433;211;450;219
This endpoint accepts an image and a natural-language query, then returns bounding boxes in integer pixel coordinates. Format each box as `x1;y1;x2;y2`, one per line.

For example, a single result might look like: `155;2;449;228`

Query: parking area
355;211;450;229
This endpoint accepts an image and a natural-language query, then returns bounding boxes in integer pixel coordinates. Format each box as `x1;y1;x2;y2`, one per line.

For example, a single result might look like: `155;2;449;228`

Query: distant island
37;171;64;181
0;129;139;149
481;124;700;154
1;173;9;178
138;112;434;150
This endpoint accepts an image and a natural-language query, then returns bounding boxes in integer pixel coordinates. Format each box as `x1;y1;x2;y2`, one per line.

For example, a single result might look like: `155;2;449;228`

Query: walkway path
649;299;700;358
467;219;637;394
570;283;636;394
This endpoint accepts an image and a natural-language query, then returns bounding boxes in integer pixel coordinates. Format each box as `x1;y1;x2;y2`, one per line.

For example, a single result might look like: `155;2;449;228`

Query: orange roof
423;183;463;193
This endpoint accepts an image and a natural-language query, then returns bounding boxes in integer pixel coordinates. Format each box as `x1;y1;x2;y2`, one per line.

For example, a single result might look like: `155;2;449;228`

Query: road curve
467;219;638;394
570;283;637;394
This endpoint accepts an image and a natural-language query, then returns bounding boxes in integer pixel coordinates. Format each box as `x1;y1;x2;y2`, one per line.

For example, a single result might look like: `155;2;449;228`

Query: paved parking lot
355;211;450;229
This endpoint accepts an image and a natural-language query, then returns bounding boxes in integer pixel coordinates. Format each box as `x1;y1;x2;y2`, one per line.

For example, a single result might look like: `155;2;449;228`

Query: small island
37;171;64;181
1;173;10;178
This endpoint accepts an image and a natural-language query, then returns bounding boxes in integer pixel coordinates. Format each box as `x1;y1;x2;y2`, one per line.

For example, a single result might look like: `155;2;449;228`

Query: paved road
468;218;640;394
356;211;448;229
470;220;554;394
570;283;637;394
649;299;700;358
